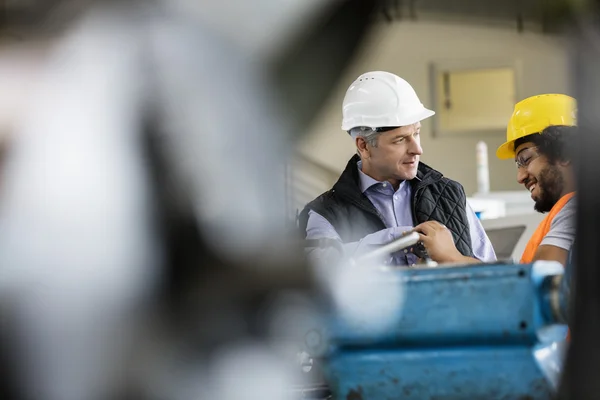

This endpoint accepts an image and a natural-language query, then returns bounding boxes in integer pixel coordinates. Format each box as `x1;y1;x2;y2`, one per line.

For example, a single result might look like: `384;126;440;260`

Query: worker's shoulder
551;196;577;225
420;169;466;194
418;162;464;188
564;195;577;209
303;189;337;211
438;175;464;186
297;189;338;231
443;177;467;194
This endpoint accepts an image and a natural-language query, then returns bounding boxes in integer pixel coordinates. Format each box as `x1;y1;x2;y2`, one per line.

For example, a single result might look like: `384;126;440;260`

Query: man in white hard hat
299;71;496;266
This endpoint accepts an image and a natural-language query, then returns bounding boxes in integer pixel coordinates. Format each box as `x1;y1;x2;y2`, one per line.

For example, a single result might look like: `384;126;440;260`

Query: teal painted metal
327;346;553;399
323;262;568;399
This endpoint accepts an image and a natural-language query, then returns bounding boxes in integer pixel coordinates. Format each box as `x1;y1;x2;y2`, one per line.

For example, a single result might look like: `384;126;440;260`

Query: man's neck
560;168;576;197
560;187;576;198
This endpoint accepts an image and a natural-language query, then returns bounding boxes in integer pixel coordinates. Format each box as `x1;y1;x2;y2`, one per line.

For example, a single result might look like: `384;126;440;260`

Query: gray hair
349;126;381;147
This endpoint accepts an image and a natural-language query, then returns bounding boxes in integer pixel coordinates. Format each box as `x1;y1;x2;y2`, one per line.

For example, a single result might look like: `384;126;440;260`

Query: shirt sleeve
465;202;497;262
305;210;412;261
540;198;576;251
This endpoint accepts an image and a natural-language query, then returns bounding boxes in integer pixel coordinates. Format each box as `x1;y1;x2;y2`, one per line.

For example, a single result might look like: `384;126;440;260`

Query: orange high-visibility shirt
520;192;575;264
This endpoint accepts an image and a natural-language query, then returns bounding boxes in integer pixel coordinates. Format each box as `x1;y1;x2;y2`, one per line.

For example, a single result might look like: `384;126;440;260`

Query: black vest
298;154;474;257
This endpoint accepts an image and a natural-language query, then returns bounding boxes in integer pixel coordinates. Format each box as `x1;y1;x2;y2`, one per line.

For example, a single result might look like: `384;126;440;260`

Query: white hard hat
341;71;435;131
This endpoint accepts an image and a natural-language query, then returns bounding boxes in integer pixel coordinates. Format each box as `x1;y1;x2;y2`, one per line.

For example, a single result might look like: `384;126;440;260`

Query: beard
534;164;564;213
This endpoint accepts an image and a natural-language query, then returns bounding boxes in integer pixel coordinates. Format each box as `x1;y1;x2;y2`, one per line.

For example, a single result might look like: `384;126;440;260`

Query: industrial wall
296;19;571;196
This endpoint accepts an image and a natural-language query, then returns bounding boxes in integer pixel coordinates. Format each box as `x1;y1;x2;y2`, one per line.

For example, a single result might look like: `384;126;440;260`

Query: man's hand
412;221;463;264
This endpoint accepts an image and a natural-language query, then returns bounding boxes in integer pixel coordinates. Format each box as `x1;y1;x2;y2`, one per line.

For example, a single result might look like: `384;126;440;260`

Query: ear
559;159;572;167
356;137;369;158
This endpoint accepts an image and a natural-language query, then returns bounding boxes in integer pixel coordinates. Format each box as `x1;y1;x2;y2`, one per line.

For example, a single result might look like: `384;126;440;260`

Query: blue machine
304;260;569;399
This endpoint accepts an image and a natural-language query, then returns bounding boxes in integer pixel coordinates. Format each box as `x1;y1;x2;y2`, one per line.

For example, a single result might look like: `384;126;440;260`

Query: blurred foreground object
0;1;382;399
557;0;600;398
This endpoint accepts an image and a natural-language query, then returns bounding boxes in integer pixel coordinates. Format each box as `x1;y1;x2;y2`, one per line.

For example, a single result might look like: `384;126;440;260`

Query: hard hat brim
496;140;516;160
341;107;435;131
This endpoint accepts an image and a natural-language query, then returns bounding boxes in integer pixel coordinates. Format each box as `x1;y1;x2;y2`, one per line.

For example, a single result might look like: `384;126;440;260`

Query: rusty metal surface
328;345;552;399
324;262;566;399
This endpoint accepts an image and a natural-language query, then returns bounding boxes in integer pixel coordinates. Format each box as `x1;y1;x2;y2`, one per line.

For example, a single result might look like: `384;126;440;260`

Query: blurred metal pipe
352;232;420;265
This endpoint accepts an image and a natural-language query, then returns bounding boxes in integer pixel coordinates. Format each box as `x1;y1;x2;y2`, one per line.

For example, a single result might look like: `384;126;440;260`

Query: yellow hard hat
496;94;577;159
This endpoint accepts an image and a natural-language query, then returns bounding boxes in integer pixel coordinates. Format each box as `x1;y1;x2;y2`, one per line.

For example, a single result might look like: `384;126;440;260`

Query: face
358;123;423;182
515;142;564;213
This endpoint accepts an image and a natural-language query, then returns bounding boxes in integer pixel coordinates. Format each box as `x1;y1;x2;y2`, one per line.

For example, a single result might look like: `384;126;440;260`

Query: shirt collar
357;160;384;193
357;160;414;193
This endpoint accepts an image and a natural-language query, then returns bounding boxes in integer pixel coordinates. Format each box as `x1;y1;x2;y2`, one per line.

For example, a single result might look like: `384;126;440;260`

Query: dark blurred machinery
0;1;383;399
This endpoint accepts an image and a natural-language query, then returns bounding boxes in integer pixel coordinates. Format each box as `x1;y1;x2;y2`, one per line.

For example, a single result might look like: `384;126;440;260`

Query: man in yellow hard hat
497;94;577;266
